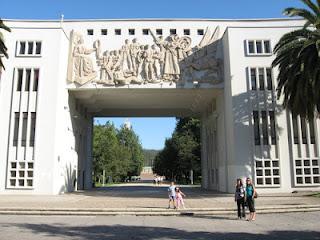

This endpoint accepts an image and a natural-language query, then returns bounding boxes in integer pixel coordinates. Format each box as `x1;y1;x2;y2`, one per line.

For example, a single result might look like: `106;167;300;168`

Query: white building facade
0;18;319;194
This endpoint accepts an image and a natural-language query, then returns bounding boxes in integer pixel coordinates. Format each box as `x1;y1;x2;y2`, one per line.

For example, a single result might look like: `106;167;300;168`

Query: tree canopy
153;118;201;184
93;122;144;184
0;19;11;70
272;0;320;119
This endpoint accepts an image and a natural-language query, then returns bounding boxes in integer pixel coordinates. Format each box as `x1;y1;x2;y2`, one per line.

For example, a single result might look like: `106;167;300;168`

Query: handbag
254;191;258;199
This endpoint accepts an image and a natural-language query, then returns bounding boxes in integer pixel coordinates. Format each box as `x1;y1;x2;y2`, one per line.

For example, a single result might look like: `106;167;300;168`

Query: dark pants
237;197;245;218
246;197;255;212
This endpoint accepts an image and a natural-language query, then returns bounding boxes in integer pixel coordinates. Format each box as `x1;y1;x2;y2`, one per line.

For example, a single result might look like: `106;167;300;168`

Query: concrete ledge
0;205;319;216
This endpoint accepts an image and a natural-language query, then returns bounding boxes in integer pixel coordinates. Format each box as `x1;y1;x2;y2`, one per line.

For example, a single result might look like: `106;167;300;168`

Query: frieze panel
67;27;223;87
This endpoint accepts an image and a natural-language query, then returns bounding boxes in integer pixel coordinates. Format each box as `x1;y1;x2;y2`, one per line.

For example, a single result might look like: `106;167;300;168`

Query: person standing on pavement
235;178;246;219
167;181;176;209
245;177;257;221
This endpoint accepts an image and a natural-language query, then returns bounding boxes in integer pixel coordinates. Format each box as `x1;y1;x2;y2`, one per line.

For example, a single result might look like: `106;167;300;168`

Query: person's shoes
167;206;170;209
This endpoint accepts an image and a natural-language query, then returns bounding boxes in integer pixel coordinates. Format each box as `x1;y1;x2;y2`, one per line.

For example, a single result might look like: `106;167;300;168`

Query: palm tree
0;18;11;70
272;0;320;119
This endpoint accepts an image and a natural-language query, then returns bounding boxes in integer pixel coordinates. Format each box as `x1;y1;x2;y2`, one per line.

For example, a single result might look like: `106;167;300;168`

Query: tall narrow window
309;119;316;144
25;69;31;91
292;116;299;144
19;42;26;55
266;68;273;90
248;41;255;54
33;69;39;91
256;41;262;54
253;111;260;145
250;68;257;90
30;112;36;147
258;68;265;90
13;112;19;146
261;111;268;145
301;117;307;144
269;111;276;145
21;112;28;147
264;40;271;53
27;42;34;55
17;69;23;91
35;42;41;55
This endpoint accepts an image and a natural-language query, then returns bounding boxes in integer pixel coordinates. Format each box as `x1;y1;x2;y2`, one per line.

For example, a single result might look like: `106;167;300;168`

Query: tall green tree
272;0;320;119
153;118;201;183
117;125;144;177
0;19;11;70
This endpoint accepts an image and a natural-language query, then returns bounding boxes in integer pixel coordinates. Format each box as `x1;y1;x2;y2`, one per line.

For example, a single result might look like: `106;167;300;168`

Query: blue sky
94;117;176;150
0;0;305;19
1;0;306;149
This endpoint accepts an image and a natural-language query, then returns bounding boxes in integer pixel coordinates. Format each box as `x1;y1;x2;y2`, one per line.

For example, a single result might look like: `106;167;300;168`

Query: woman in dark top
246;177;257;221
235;178;246;219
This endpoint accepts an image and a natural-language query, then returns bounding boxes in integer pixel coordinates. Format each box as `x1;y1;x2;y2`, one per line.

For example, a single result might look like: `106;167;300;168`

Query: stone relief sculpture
67;30;97;85
67;27;223;86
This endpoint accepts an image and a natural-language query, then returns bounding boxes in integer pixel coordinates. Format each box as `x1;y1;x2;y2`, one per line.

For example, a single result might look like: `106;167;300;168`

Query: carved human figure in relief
130;38;140;76
97;50;114;85
72;34;97;85
152;44;161;80
143;45;155;83
121;39;134;75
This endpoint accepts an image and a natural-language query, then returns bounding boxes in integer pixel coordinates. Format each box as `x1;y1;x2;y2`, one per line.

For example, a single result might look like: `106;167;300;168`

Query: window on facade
247;40;272;55
250;68;257;90
115;29;121;35
101;29;107;35
87;29;94;35
266;68;273;90
33;69;39;91
197;29;204;35
261;111;268;145
309;120;316;144
170;29;176;35
35;42;41;55
128;29;135;35
256;41;263;54
258;68;265;90
19;42;26;55
13;112;19;146
300;117;308;144
248;41;255;54
27;42;34;54
17;41;42;56
264;40;271;53
184;29;190;35
21;112;28;147
30;112;36;147
17;69;23;91
156;29;162;35
269;111;276;145
25;69;31;91
253;111;260;145
142;29;149;35
292;116;299;144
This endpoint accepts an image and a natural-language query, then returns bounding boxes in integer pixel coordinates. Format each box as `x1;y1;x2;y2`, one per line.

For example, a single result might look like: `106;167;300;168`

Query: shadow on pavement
3;223;320;240
70;184;231;199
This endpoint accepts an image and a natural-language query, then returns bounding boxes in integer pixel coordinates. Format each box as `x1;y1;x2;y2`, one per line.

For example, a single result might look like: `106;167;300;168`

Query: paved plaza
0;212;320;240
0;183;319;211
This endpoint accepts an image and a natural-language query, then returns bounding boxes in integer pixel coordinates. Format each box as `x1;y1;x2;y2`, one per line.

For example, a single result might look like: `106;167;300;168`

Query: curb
0;205;319;216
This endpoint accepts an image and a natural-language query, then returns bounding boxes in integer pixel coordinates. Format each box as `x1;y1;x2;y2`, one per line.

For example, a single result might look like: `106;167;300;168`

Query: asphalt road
0;212;319;240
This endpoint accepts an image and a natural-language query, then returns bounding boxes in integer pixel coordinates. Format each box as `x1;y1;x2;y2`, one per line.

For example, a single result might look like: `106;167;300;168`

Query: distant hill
143;149;160;167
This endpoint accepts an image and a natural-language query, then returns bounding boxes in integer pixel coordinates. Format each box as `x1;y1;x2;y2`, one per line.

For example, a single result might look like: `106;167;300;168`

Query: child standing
167;182;176;209
175;187;186;209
